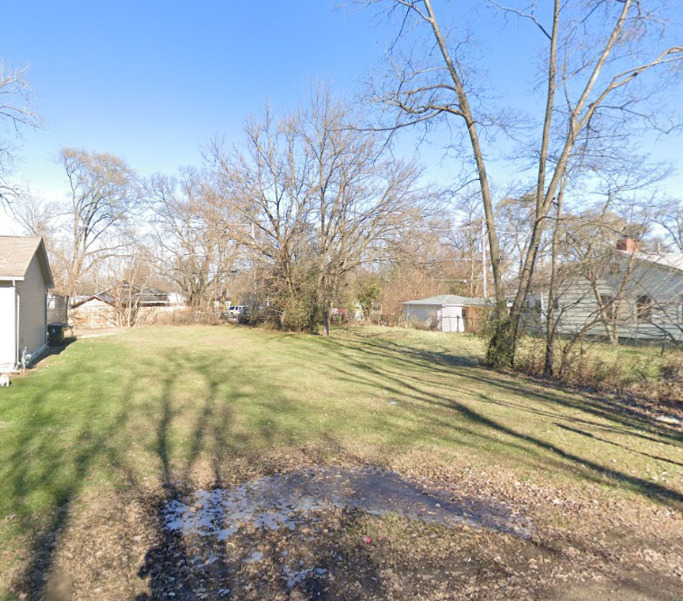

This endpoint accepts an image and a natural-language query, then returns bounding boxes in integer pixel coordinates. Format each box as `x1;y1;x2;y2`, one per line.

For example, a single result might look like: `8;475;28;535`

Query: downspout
15;283;20;370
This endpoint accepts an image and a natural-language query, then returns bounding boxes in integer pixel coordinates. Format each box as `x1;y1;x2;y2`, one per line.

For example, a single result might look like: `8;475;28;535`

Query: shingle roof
0;236;54;286
0;236;41;278
636;252;683;272
402;294;491;306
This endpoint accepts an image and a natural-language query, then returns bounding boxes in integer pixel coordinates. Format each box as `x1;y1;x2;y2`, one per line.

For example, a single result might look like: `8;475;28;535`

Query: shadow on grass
330;332;682;443
129;349;385;600
556;423;683;468
3;327;681;600
5;364;132;599
322;334;683;507
28;335;77;369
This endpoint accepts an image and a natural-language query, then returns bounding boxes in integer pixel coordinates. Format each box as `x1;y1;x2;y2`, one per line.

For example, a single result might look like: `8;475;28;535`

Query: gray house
402;295;491;333
541;244;683;343
0;237;54;371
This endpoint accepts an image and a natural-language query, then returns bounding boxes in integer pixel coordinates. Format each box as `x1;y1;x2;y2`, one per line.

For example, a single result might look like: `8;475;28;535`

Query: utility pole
481;220;487;299
250;222;257;296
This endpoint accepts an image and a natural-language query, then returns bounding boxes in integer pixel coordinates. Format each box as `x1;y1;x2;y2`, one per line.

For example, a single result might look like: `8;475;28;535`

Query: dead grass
515;335;683;407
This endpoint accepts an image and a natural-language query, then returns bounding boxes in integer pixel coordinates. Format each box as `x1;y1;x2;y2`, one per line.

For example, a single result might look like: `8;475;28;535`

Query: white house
540;241;683;343
402;295;491;333
0;237;54;371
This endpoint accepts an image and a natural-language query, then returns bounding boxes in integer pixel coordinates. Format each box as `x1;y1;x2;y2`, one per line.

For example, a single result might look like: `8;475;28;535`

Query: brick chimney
616;236;639;253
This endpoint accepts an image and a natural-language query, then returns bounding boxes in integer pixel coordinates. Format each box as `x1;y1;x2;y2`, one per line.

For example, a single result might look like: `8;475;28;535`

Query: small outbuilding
0;236;54;371
402;294;491;333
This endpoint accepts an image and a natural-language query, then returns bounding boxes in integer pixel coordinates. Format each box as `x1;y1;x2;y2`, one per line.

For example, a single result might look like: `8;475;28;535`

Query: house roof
402;294;491;307
0;236;54;287
71;285;170;308
71;292;116;308
633;252;683;272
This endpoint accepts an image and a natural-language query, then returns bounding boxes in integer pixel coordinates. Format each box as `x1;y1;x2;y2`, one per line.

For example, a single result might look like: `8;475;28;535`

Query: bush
516;336;683;404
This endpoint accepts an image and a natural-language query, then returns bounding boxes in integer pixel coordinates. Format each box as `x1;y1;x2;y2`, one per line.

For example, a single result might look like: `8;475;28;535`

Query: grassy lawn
0;325;681;600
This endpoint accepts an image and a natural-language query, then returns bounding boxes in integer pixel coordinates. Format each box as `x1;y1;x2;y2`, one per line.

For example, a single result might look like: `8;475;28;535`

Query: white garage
0;237;54;372
402;295;490;333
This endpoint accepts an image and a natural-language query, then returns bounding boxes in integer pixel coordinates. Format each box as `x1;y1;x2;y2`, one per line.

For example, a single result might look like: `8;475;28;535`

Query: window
600;294;615;320
635;295;653;322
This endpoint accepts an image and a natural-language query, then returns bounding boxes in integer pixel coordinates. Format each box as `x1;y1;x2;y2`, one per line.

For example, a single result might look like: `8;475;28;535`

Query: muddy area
163;466;533;541
7;463;682;601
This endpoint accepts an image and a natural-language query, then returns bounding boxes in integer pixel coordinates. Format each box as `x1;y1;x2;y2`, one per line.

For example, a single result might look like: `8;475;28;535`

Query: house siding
0;283;17;371
550;255;683;342
16;253;48;359
404;299;489;333
404;304;440;329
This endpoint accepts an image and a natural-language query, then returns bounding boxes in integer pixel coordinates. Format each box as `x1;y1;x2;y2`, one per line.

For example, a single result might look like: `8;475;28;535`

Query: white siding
404;304;440;329
0;284;17;371
552;256;683;342
15;253;48;360
441;305;464;332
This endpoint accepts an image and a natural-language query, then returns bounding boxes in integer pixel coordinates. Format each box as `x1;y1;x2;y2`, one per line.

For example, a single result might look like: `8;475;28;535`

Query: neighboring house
70;292;118;329
402;295;491;333
167;292;187;306
71;284;173;328
0;236;54;371
540;239;683;343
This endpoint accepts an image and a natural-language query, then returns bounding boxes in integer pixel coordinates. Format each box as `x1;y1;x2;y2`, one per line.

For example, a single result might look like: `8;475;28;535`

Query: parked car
226;305;248;323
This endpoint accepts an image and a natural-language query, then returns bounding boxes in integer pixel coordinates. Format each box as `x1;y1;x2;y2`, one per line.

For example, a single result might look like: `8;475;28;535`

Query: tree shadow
556;423;683;468
130;348;385;600
4;326;681;600
6;366;133;600
320;335;683;508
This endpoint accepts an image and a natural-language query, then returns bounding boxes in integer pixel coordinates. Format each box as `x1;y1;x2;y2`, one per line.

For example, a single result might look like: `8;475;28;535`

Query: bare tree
651;197;683;252
145;169;239;308
102;243;159;328
1;61;40;205
210;88;426;334
56;148;138;298
357;0;682;366
10;192;58;239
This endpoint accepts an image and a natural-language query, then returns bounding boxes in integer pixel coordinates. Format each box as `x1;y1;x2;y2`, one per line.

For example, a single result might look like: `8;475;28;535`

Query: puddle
162;466;532;539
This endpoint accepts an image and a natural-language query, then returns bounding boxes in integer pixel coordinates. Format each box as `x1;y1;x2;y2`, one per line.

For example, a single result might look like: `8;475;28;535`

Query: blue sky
2;1;682;234
2;1;381;207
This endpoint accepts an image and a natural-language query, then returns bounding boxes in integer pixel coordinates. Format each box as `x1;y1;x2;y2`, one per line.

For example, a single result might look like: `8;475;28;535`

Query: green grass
0;325;681;596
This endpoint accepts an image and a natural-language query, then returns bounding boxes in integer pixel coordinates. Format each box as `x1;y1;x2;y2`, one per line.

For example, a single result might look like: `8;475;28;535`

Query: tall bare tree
145;169;239;308
651;197;683;252
57;148;138;298
1;61;40;205
210;88;426;334
358;0;682;366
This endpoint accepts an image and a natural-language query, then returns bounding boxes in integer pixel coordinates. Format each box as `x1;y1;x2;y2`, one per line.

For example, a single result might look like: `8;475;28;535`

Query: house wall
553;257;683;342
15;253;48;360
71;299;118;329
0;283;17;371
403;304;440;329
440;305;464;332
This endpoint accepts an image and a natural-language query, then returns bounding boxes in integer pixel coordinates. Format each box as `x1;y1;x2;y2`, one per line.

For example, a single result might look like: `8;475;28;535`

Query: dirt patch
6;461;682;601
162;466;533;540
